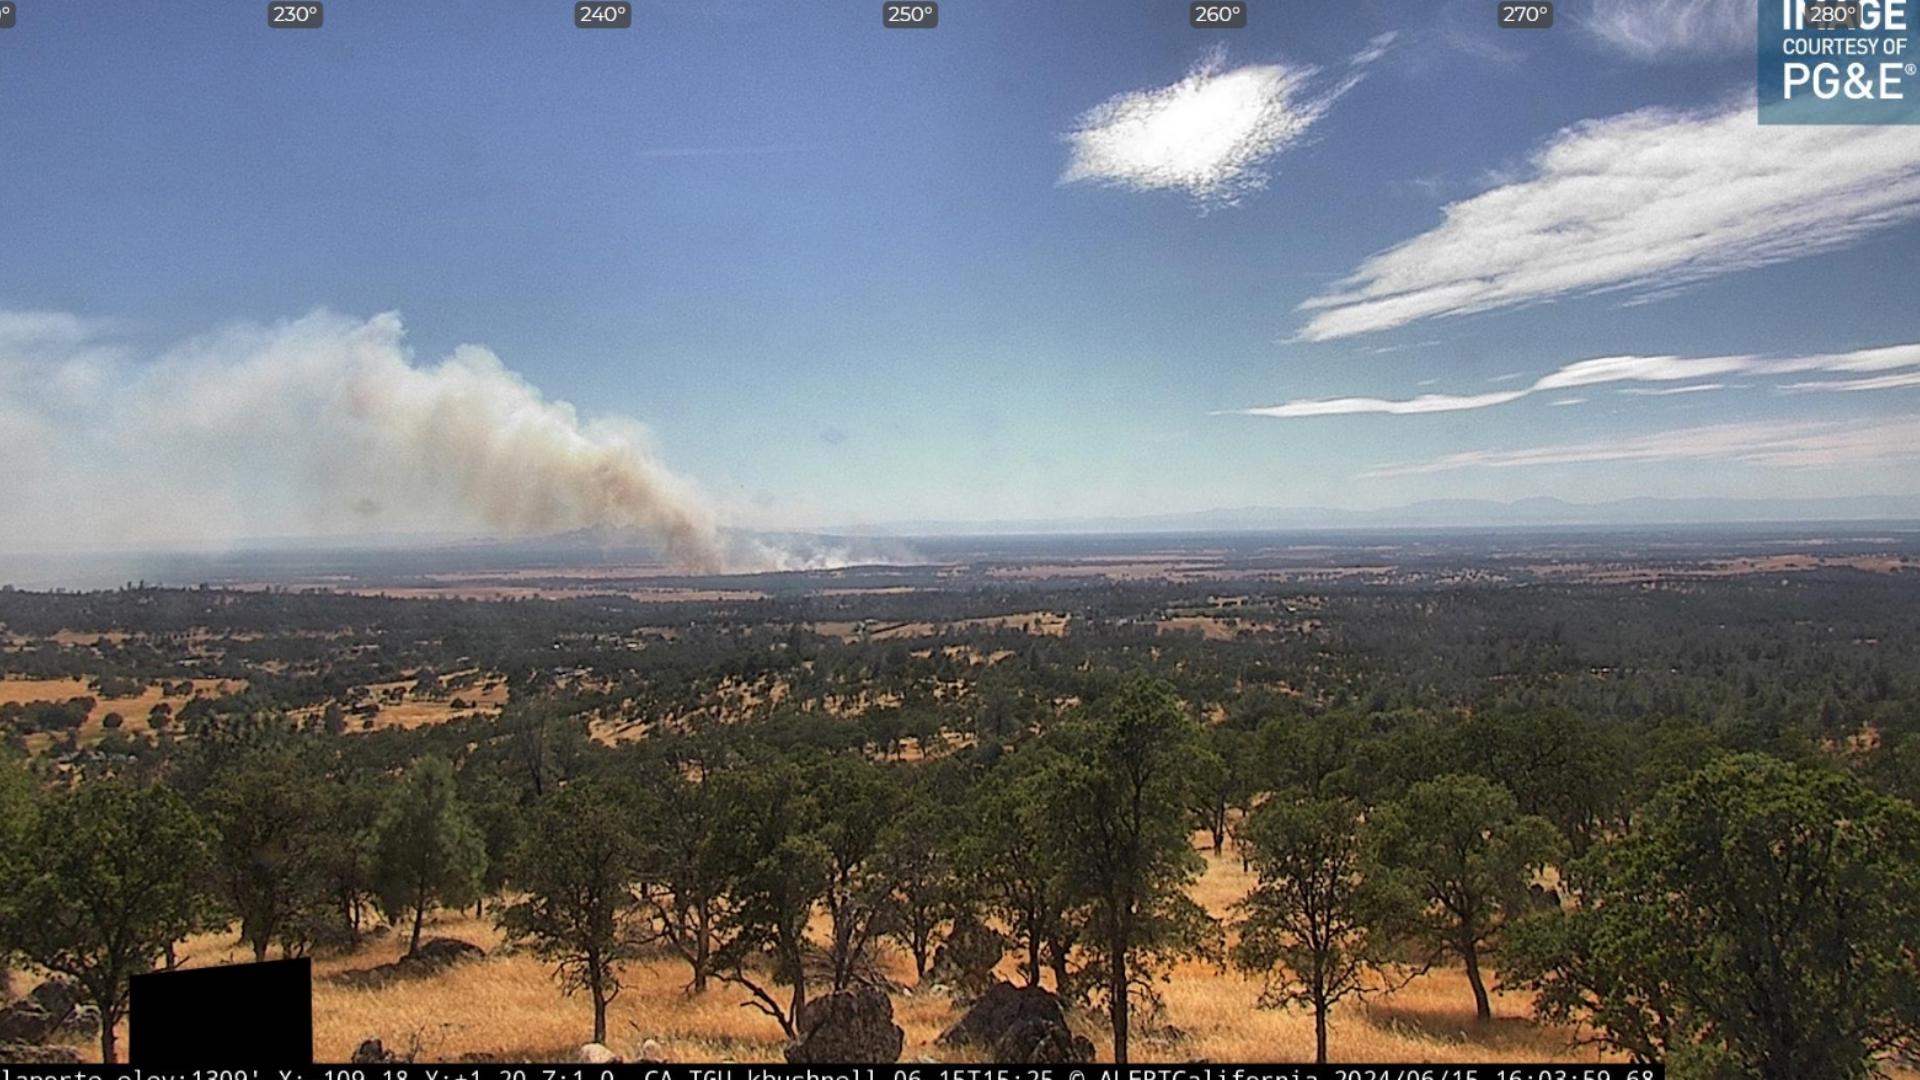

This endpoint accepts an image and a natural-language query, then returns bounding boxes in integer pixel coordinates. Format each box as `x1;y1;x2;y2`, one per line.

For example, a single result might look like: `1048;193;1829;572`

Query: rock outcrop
25;979;82;1018
924;916;1009;998
577;1043;620;1064
350;1038;409;1063
336;938;486;988
783;985;904;1064
937;980;1093;1063
0;1005;54;1044
0;1042;84;1064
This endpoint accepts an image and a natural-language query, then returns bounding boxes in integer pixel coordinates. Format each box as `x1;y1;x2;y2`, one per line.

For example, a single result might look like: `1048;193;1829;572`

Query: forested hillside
2;565;1917;1073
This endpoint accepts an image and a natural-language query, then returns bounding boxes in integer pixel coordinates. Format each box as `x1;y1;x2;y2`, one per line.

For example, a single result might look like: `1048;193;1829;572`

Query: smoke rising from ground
0;309;814;572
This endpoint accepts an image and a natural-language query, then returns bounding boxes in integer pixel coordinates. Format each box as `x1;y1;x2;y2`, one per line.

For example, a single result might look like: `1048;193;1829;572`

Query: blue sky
3;0;1920;552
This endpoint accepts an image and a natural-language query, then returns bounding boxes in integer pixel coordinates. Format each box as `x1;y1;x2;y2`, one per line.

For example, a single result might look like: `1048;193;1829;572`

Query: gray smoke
0;309;782;572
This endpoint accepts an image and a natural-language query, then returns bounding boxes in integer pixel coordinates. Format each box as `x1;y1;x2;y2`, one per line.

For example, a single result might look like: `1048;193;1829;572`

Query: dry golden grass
1;675;240;753
1157;617;1246;642
0;676;98;708
31;844;1622;1065
813;613;1071;643
1;666;505;748
324;673;509;732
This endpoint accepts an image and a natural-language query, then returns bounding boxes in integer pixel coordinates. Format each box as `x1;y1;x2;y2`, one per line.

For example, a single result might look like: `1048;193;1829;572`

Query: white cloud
1617;382;1726;395
1349;33;1399;65
1581;0;1751;61
1234;342;1920;419
1787;343;1920;373
1295;102;1920;339
1531;353;1756;390
1362;416;1920;477
1361;339;1444;356
1061;37;1394;208
1784;371;1920;393
0;310;99;347
1237;390;1528;418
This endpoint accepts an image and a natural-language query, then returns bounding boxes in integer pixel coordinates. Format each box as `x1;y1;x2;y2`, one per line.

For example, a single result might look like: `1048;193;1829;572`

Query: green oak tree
960;747;1074;993
1371;773;1562;1021
630;740;739;995
874;797;964;982
1231;794;1395;1064
1042;679;1219;1063
199;744;331;961
710;760;830;1039
0;752;40;1000
371;756;488;955
1505;754;1920;1079
498;781;644;1044
806;752;906;992
1189;725;1256;854
4;782;214;1063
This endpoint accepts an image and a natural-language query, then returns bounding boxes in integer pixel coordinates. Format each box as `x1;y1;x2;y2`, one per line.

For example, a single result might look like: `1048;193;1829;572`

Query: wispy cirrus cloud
1233;342;1920;418
1294;102;1920;339
1580;0;1751;61
1617;382;1727;396
1359;339;1444;356
1362;416;1920;477
1060;36;1396;209
1240;390;1529;418
1784;371;1920;393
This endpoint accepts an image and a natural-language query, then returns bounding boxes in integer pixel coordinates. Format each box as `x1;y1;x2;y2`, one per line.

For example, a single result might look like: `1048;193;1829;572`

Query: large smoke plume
0;309;793;572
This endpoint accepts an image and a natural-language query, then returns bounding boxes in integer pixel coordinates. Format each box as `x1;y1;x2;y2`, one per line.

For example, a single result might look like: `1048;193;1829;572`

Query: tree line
3;675;1918;1076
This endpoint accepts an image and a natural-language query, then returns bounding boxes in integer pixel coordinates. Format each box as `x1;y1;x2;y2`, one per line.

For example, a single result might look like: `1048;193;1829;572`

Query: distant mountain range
839;495;1920;536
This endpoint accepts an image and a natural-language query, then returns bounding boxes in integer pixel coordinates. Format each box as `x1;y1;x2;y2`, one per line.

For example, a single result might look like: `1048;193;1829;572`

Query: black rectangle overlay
127;957;313;1065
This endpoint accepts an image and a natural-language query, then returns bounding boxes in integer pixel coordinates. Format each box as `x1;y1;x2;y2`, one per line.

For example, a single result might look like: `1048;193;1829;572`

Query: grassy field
27;846;1606;1065
0;672;503;746
0;675;241;752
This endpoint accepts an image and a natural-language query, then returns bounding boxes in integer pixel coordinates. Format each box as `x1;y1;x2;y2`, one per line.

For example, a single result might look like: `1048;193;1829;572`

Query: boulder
783;985;904;1064
336;938;486;989
993;1016;1095;1063
0;978;96;1039
925;915;1008;997
409;937;487;971
350;1038;405;1063
633;1037;667;1063
0;1003;55;1044
938;980;1091;1064
0;1042;84;1064
577;1043;620;1064
32;977;80;1011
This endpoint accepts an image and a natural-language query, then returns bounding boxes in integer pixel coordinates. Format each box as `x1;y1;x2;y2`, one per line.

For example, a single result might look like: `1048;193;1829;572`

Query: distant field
301;670;510;732
0;669;505;745
0;675;242;751
814;612;1072;642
